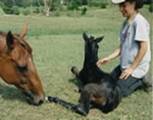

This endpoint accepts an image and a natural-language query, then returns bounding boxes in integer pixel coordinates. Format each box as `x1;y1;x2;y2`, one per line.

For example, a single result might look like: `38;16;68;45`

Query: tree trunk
43;0;51;16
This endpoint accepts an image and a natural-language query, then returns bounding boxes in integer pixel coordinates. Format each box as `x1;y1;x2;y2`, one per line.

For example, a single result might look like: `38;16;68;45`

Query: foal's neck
83;53;98;69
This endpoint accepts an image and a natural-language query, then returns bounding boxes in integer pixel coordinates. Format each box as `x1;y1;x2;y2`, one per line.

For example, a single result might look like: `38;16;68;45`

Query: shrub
50;0;61;11
0;1;5;8
12;6;20;15
81;0;88;5
53;10;61;16
2;6;13;14
2;5;20;15
67;0;81;10
22;8;31;15
0;2;5;15
100;2;107;8
149;3;153;12
81;7;87;15
0;7;5;15
33;7;41;13
88;0;108;8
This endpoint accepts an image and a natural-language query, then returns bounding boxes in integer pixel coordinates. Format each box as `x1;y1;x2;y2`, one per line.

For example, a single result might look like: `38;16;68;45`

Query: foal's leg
76;83;107;115
111;65;121;81
71;66;84;92
71;66;80;78
75;87;91;116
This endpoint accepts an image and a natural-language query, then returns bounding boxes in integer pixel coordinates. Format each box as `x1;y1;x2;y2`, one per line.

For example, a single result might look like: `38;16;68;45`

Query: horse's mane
0;31;7;36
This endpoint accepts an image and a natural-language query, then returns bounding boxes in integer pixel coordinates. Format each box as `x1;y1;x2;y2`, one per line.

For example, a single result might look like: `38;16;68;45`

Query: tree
43;0;51;16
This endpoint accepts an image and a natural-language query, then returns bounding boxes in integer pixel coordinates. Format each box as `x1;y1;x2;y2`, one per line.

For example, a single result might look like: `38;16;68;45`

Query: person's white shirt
120;13;151;78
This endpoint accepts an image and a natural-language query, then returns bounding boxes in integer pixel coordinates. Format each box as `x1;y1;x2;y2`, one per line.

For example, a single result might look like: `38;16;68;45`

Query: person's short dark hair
126;0;144;9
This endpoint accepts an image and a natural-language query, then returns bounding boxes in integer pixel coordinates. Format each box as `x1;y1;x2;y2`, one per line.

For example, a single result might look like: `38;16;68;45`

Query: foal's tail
71;66;79;78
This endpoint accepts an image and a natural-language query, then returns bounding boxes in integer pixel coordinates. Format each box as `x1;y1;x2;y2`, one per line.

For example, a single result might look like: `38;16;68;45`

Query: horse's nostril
28;99;44;106
33;95;45;106
25;92;44;106
39;100;44;105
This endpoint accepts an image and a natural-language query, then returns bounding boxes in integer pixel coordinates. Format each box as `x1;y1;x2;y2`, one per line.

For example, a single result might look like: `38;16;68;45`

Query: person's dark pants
111;65;143;97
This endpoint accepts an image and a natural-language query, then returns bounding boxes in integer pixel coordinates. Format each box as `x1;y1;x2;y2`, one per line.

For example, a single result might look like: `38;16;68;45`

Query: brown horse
0;24;45;105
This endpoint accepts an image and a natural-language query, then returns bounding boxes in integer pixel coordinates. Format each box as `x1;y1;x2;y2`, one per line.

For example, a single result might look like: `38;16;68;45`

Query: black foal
71;33;121;115
48;33;121;116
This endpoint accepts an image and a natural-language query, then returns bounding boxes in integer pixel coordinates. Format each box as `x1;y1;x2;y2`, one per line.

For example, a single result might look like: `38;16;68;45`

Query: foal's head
83;32;104;62
0;25;45;105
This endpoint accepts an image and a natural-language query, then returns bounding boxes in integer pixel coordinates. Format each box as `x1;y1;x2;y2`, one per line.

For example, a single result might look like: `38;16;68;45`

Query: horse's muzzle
32;95;45;105
24;91;45;105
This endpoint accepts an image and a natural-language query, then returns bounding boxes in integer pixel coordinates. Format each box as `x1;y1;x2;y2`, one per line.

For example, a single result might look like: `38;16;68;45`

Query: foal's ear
83;32;89;41
6;31;14;50
95;36;104;43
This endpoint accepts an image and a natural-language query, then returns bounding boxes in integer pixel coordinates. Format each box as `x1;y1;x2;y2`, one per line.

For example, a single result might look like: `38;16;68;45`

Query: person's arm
120;41;148;80
97;47;121;67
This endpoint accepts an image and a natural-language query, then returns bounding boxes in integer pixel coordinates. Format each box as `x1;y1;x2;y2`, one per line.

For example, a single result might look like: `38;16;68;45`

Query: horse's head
6;31;32;69
0;24;45;105
83;32;104;63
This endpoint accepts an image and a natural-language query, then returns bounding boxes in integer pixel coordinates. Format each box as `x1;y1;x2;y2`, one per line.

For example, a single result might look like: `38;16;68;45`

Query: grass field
0;6;152;120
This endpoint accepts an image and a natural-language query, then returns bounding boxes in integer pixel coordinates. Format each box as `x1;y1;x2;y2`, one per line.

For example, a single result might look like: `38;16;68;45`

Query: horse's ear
6;31;14;50
83;32;89;41
20;23;28;39
95;36;104;43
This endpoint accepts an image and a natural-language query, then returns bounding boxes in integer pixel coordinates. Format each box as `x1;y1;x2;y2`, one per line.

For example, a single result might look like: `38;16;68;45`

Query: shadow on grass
68;77;79;86
68;77;84;93
0;84;26;103
68;77;80;92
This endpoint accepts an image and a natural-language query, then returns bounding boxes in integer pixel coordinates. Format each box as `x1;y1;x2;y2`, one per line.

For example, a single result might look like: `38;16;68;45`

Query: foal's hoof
71;66;79;75
71;66;76;73
47;96;58;103
74;106;88;116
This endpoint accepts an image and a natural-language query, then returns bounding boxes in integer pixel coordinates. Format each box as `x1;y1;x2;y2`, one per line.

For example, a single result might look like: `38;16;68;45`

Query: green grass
0;6;152;120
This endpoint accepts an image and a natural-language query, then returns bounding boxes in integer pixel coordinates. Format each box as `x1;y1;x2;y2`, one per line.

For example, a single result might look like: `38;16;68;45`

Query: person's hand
96;57;110;67
119;67;134;80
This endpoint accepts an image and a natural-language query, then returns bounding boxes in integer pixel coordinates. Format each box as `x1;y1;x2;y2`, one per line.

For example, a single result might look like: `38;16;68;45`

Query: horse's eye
17;66;28;73
20;43;26;48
